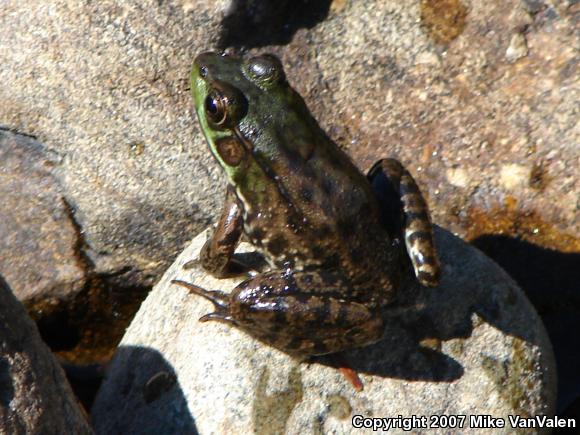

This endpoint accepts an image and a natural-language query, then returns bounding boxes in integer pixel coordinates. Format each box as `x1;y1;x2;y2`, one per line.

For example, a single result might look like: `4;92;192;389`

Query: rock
0;130;156;365
304;0;578;242
0;130;87;312
0;275;92;434
0;0;577;292
499;163;531;191
0;1;231;289
446;167;470;188
470;236;580;414
91;229;557;434
505;32;529;62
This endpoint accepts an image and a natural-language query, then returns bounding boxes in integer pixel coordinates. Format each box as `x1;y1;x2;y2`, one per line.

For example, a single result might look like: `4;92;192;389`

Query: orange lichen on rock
464;196;580;253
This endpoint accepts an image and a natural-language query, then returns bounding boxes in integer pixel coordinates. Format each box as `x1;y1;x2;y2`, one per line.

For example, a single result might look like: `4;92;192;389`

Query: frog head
191;52;321;189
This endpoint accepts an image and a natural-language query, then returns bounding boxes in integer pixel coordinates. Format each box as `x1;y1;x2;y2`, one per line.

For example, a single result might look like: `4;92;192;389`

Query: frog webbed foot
171;280;236;324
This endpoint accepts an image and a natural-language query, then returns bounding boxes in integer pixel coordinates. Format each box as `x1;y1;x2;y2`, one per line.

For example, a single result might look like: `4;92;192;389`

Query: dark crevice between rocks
27;196;151;413
0;357;14;407
61;197;94;275
471;235;580;417
217;0;332;49
31;197;95;352
0;125;38;140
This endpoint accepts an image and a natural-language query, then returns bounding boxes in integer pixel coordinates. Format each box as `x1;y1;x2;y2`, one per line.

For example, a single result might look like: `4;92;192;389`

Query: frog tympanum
173;52;440;360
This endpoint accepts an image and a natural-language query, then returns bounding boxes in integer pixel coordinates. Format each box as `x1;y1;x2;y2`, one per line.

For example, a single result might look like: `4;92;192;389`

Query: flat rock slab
92;228;556;434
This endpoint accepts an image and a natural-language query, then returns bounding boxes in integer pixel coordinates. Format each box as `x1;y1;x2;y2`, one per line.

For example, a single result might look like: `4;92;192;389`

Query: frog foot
339;366;364;392
171;280;235;324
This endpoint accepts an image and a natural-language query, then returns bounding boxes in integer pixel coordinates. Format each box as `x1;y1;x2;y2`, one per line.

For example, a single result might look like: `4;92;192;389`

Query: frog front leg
367;158;441;287
173;269;385;358
199;186;245;278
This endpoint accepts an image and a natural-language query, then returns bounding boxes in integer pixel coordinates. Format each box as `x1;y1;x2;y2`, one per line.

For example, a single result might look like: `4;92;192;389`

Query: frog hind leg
174;274;373;391
225;270;385;358
367;158;441;287
176;270;385;358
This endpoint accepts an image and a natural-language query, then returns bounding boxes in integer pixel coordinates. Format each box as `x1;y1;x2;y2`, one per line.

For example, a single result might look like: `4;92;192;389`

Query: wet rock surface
92;229;557;434
0;275;92;434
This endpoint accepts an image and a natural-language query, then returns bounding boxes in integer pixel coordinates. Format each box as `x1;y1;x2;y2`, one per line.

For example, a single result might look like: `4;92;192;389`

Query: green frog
173;52;441;359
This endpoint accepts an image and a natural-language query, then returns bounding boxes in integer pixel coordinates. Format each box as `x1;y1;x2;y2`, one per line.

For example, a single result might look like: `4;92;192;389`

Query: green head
191;52;322;188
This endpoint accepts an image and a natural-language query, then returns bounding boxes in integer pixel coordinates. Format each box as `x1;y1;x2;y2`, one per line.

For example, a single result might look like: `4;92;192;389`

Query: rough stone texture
0;1;231;289
297;0;579;244
0;0;576;293
0;275;92;434
0;130;87;309
92;229;557;435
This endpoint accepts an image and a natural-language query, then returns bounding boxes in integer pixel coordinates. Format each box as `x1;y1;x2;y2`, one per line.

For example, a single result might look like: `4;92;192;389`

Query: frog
172;52;441;359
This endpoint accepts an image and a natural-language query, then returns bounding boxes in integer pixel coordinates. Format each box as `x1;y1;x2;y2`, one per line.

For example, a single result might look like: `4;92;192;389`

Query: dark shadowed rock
0;275;92;434
92;228;556;434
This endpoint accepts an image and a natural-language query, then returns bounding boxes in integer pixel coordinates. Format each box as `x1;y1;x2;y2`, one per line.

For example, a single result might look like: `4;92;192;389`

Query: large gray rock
92;228;557;434
0;0;231;289
0;275;92;434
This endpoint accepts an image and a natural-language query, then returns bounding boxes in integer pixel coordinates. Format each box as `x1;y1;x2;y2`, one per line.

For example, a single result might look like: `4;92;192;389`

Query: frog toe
172;280;237;324
171;279;230;308
199;312;235;324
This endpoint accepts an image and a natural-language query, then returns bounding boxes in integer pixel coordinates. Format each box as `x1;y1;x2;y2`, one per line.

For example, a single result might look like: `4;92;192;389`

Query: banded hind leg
367;158;441;287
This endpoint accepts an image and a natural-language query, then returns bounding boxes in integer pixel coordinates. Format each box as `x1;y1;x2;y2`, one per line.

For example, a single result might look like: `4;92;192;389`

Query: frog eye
204;84;247;129
246;54;286;86
204;91;227;126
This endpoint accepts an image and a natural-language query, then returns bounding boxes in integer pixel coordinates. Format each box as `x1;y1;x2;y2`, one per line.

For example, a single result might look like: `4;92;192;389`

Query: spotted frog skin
173;52;441;358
